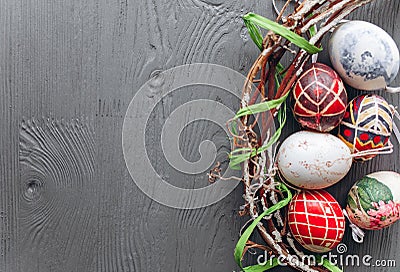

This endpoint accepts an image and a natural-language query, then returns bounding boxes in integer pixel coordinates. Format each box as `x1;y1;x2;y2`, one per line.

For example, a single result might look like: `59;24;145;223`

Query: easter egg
288;190;345;253
293;63;347;132
346;171;400;230
329;20;400;91
276;131;352;189
338;94;393;161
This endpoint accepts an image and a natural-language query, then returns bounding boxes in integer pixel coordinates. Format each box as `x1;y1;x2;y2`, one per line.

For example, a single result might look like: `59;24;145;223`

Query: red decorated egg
293;63;348;132
338;94;393;161
288;190;345;253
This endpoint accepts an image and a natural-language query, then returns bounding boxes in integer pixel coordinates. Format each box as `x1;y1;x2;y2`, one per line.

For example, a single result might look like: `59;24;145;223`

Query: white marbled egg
329;20;399;91
277;131;352;189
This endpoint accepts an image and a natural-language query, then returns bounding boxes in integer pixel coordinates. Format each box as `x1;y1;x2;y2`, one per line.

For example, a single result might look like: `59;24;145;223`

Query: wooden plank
326;1;400;272
0;1;19;271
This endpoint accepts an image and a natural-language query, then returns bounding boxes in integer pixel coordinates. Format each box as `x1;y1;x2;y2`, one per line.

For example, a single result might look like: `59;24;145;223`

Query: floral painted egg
329;20;400;91
346;171;400;230
288;190;345;253
338;94;393;161
276;131;352;189
293;63;347;132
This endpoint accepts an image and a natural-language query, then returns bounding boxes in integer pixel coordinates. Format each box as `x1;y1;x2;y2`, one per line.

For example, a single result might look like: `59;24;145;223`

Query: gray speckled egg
329;21;399;91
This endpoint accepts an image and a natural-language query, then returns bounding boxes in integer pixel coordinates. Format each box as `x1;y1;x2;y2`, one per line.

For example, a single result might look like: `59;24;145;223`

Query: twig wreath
209;0;400;271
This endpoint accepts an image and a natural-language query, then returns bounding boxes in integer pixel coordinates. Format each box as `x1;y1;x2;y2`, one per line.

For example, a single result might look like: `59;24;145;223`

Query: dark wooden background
1;0;399;271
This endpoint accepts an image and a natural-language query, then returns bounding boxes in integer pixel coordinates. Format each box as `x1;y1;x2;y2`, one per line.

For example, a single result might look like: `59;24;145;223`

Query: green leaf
259;101;287;150
228;147;253;170
228;87;288;169
242;14;286;78
317;257;343;272
234;183;292;270
244;19;263;51
229;101;287;171
309;24;317;37
243;13;322;54
276;62;285;74
234;91;289;120
307;14;317;38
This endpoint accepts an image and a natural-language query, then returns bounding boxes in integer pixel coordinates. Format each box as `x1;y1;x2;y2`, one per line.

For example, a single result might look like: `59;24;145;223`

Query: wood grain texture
1;1;19;271
0;0;398;271
19;118;97;271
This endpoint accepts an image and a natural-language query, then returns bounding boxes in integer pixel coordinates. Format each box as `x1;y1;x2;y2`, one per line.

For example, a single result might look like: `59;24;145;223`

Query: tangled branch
227;0;376;271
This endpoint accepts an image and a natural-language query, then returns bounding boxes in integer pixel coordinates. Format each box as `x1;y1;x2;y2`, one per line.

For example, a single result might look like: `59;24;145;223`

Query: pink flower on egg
367;200;400;229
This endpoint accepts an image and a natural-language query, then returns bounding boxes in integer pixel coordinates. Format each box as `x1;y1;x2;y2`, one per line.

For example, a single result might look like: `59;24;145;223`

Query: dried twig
231;0;376;271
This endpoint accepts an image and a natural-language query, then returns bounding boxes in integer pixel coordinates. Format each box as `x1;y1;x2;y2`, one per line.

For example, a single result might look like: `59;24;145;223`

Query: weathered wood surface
0;0;399;271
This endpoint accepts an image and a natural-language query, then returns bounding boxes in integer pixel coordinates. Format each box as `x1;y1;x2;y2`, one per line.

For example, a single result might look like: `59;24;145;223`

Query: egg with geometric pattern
288;190;345;253
338;94;394;161
293;63;347;132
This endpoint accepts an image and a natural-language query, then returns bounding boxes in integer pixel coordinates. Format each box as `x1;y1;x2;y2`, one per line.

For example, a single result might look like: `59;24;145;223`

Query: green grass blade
234;183;292;269
244;19;263;51
243;13;322;54
234;91;289;120
229;102;287;170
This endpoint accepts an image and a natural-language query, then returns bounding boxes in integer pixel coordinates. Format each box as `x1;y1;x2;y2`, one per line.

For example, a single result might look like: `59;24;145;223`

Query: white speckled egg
277;131;352;189
329;20;399;91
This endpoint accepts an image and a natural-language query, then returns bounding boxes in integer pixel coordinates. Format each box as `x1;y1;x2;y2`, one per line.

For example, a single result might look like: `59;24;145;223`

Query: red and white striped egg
293;63;348;132
288;190;345;253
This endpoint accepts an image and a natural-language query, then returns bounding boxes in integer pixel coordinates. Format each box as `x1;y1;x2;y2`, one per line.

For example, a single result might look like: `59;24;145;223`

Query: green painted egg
346;171;400;230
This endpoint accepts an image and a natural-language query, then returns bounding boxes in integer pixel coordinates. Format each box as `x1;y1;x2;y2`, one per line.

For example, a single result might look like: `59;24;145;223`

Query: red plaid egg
293;63;347;132
288;190;345;253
